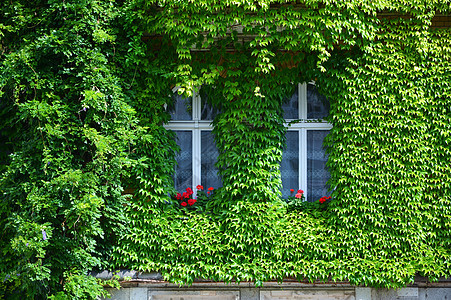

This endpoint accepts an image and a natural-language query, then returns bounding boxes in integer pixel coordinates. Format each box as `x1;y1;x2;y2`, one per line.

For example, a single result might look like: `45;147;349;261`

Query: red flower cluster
207;187;214;195
176;187;197;207
181;198;197;207
176;187;193;200
295;189;304;199
319;196;331;204
174;186;215;209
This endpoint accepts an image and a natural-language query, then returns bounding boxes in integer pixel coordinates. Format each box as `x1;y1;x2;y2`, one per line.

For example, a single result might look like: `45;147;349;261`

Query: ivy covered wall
320;19;451;286
1;1;450;299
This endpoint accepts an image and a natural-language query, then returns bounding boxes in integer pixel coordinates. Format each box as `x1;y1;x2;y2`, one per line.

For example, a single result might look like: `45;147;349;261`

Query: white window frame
164;89;214;191
284;82;332;201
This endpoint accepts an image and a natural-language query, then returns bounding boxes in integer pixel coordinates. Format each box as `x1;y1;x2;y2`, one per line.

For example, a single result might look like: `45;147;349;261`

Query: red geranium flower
290;189;294;193
182;192;188;199
207;191;210;195
188;198;196;206
319;196;330;204
176;193;182;200
181;201;187;207
196;185;204;190
297;189;304;194
186;187;193;195
208;187;214;191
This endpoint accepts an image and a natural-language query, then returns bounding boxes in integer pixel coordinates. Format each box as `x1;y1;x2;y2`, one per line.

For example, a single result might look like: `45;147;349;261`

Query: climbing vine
1;0;450;298
116;0;451;288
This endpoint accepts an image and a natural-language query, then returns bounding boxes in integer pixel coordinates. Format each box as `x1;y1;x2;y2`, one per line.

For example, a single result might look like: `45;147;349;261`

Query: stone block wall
96;273;451;300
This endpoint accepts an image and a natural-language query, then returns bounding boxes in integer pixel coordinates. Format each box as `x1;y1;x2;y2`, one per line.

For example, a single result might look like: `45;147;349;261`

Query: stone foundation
95;272;451;300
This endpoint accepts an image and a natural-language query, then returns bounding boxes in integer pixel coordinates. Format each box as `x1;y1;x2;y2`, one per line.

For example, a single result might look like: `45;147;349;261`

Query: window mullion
193;90;200;121
192;90;201;192
299;82;308;200
299;83;307;120
299;129;307;201
193;129;201;191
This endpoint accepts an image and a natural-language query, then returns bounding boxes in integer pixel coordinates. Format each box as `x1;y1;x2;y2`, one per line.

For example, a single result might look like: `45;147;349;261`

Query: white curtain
307;130;330;201
201;131;222;189
174;131;193;191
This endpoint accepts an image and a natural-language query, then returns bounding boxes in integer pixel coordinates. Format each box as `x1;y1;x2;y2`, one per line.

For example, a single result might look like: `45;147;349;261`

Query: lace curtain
307;83;329;119
169;94;192;121
307;130;330;201
281;131;299;198
174;131;192;191
201;131;222;189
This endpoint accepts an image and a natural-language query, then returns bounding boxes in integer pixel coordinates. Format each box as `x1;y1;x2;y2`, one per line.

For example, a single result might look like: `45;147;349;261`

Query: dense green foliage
1;0;451;298
323;20;451;285
0;0;176;298
116;0;451;288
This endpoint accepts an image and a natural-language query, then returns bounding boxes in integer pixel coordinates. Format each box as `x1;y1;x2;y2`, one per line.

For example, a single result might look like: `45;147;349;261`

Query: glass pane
307;130;330;202
307;83;329;119
174;131;192;191
201;131;222;189
282;86;299;119
281;131;299;198
169;94;192;120
200;93;220;120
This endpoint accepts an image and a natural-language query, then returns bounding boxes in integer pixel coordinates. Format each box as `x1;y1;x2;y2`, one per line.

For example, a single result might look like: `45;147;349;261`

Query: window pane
281;131;299;198
307;83;329;119
169;94;192;120
200;94;220;120
201;131;221;189
174;131;192;191
307;130;330;202
282;86;299;119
